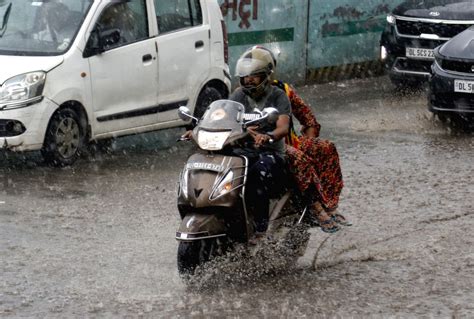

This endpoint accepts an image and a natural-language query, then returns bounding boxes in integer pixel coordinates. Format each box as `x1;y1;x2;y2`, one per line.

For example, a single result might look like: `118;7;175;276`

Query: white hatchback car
0;0;230;165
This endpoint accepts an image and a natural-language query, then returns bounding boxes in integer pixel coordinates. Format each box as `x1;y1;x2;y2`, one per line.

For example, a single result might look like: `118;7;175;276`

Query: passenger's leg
298;137;343;210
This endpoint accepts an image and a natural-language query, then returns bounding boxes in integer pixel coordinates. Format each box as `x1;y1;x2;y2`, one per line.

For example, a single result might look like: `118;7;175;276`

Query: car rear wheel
185;86;222;130
194;86;222;119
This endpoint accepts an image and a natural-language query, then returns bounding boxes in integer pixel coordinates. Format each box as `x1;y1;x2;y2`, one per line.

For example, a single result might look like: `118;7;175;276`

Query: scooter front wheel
177;239;218;276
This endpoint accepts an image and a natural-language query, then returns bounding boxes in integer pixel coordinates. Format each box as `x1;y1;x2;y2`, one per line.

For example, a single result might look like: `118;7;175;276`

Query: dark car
429;27;474;125
381;0;474;88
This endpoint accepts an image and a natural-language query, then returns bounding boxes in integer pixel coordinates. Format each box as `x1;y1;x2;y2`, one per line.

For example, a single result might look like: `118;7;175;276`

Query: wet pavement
1;76;473;318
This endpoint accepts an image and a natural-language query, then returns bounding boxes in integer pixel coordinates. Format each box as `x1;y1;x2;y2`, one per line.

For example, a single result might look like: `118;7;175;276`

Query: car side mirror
83;28;121;58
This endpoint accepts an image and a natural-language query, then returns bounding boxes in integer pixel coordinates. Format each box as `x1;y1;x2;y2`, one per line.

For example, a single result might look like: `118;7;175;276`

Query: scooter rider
229;47;291;237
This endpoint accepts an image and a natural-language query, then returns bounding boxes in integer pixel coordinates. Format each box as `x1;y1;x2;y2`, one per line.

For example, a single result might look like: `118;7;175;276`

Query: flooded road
1;76;473;318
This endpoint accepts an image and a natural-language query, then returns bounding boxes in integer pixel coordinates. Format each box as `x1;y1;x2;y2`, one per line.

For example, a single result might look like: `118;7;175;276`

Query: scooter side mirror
262;107;279;124
178;106;198;122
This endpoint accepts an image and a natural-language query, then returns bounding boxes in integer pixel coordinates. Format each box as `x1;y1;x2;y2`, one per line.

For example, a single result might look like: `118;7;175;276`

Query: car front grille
396;19;472;38
439;59;474;74
395;58;433;73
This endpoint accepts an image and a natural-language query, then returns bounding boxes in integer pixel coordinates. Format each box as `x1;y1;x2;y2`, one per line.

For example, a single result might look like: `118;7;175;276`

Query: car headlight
197;130;231;151
386;14;396;25
210;170;234;200
380;46;388;60
0;72;46;108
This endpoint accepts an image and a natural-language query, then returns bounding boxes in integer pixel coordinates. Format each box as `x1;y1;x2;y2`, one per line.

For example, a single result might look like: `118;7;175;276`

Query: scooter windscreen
195;100;246;151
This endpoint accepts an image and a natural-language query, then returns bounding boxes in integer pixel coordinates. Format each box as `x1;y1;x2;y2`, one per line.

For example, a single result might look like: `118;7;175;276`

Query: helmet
250;45;277;69
235;46;276;97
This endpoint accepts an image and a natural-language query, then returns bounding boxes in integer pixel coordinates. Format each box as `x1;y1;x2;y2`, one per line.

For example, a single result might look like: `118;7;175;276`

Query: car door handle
195;40;204;49
142;54;153;63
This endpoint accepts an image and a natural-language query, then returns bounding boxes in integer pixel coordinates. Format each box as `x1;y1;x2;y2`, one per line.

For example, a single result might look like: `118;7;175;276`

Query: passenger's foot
313;203;340;233
318;216;340;233
248;232;266;245
331;213;352;226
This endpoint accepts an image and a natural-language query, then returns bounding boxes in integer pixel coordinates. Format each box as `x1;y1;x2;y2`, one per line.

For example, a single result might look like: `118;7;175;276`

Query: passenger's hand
303;126;317;138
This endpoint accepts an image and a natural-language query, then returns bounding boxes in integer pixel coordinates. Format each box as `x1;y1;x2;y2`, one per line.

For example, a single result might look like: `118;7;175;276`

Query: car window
95;0;148;50
154;0;202;34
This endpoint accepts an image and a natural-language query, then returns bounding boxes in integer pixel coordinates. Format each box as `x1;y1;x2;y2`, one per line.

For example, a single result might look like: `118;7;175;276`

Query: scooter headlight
210;170;234;200
197;130;231;151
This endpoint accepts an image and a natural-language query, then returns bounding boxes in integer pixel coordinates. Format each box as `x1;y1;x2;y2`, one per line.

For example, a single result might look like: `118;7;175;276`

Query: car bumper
429;62;474;118
0;97;58;152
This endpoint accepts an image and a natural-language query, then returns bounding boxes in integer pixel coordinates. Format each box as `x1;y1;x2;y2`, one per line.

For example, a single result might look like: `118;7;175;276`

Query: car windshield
0;0;93;56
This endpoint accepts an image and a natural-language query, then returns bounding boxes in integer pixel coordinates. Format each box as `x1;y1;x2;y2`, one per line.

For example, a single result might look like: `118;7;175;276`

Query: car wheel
194;87;222;119
436;113;448;123
450;114;472;132
185;87;222;130
42;108;85;166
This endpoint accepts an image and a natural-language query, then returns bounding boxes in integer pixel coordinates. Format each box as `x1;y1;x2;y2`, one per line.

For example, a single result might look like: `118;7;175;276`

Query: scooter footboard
176;213;227;241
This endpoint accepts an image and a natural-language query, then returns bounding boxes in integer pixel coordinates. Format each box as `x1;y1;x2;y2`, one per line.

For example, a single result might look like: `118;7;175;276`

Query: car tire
436;113;448;123
450;114;472;132
194;86;222;119
42;108;85;166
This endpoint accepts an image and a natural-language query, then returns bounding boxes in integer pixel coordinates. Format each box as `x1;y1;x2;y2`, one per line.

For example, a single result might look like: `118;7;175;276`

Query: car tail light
221;20;229;64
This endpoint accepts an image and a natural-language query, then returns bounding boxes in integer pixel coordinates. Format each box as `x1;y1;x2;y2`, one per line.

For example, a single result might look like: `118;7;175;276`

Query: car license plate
406;47;434;60
454;80;474;93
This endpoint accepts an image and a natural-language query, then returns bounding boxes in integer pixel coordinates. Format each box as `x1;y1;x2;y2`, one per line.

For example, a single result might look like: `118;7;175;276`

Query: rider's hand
254;133;272;147
179;130;192;141
248;126;271;147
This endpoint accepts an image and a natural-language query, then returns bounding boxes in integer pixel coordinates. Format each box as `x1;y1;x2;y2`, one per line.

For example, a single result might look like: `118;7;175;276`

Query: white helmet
235;46;276;97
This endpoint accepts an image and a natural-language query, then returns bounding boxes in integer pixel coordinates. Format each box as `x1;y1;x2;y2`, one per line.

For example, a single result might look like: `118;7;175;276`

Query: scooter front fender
176;213;226;241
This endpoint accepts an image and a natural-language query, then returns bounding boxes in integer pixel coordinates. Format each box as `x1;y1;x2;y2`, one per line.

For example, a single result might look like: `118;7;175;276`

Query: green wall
219;0;308;84
218;0;404;83
307;0;404;69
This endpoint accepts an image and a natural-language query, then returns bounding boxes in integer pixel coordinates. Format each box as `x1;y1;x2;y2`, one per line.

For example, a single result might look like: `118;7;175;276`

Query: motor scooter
176;100;311;275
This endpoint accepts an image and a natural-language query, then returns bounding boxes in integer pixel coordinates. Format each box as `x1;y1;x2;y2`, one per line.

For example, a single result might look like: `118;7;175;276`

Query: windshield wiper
0;2;12;38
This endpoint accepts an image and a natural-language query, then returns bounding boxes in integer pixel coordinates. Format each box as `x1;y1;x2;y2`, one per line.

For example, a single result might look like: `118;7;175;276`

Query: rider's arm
250;115;289;146
251;88;291;146
268;114;290;141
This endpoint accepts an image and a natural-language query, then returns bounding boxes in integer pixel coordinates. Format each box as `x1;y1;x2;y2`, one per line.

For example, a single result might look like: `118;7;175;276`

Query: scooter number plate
185;162;225;172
